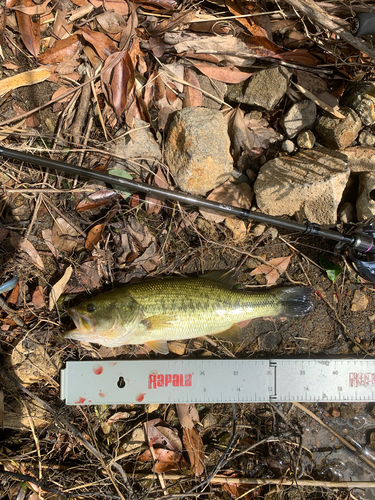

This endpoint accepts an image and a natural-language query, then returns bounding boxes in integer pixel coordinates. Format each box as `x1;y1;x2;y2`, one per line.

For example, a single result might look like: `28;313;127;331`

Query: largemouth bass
64;271;314;354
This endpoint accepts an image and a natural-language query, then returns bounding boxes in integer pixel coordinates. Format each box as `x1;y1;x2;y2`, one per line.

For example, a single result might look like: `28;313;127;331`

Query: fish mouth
64;308;97;340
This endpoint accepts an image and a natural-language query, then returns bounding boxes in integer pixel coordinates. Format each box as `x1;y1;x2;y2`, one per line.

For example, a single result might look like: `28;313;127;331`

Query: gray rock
315;107;362;150
297;129;316;149
358;130;375;147
254;149;350;224
346;147;375;172
281;99;316;138
357;172;375;220
226;66;292;111
281;139;295;153
338;201;356;223
111;118;161;160
342;81;375;126
164;107;232;196
109;119;161;177
196;73;227;110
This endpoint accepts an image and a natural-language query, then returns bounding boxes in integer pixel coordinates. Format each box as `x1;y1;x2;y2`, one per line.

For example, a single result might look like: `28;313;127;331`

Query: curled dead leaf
250;255;292;286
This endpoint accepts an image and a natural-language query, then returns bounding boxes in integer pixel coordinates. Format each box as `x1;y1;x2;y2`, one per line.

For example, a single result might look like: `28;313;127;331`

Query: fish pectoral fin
141;314;175;330
214;324;243;343
145;340;169;355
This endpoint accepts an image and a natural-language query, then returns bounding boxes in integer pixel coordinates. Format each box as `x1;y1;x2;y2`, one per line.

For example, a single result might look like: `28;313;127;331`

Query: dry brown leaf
77;26;118;60
12;0;50;15
16;238;44;270
85;223;106;251
172;34;255;67
250;255;292;286
137;448;181;473
96;11;127;33
146;166;170;214
32;286;46;309
223;480;261;500
0;67;52;97
89;0;129;15
101;51;135;116
149;9;196;36
66;260;105;293
48;265;73;311
76;189;119;212
38;35;81;65
177;403;200;429
133;0;177;8
200;181;253;223
2;61;19;69
16;0;40;57
227;108;281;161
183;427;205;476
183;67;202;107
146;418;183;452
275;48;319;66
193;62;252;84
51;217;83;253
225;0;269;38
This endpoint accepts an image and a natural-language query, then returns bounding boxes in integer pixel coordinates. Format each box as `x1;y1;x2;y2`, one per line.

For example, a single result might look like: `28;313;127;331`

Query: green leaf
319;255;342;283
108;168;133;199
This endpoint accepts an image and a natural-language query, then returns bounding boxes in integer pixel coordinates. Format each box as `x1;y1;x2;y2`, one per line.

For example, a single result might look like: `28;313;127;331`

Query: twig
293;402;375;472
138;473;375;489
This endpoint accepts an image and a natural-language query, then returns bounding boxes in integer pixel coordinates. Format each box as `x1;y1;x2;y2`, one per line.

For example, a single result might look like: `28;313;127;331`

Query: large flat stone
254;149;350;224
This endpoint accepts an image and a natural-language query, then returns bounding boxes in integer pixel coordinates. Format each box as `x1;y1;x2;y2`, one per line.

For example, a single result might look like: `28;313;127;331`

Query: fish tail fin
276;286;314;316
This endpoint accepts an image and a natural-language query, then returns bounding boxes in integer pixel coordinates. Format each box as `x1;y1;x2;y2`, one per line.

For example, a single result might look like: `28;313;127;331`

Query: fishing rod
0;145;375;281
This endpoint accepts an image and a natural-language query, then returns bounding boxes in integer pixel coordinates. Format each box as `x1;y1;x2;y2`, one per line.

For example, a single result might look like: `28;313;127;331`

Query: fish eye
86;303;96;313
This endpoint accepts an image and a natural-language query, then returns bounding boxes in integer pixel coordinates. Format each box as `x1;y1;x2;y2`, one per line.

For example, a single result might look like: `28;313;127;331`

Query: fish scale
65;272;314;353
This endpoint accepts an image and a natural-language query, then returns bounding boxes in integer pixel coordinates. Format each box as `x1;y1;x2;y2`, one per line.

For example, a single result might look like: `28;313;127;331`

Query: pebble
164;107;233;196
315;107;362;150
281;99;316;138
254;149;350;224
297;129;316;149
281;139;295;153
351;289;369;312
358;130;375;146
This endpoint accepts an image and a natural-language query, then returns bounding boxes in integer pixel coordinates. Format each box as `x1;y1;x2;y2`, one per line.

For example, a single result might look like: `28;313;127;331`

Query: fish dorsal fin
199;269;237;288
214;324;243;343
141;314;175;330
145;339;169;355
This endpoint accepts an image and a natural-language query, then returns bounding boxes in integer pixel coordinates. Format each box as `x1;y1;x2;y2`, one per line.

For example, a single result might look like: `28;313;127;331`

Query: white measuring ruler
60;359;375;405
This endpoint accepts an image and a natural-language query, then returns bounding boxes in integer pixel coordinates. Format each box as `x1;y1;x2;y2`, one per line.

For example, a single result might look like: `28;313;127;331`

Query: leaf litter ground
1;0;375;498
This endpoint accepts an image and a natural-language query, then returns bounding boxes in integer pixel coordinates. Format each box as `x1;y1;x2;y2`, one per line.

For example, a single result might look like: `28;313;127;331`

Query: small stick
144;422;168;495
137;473;375;489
